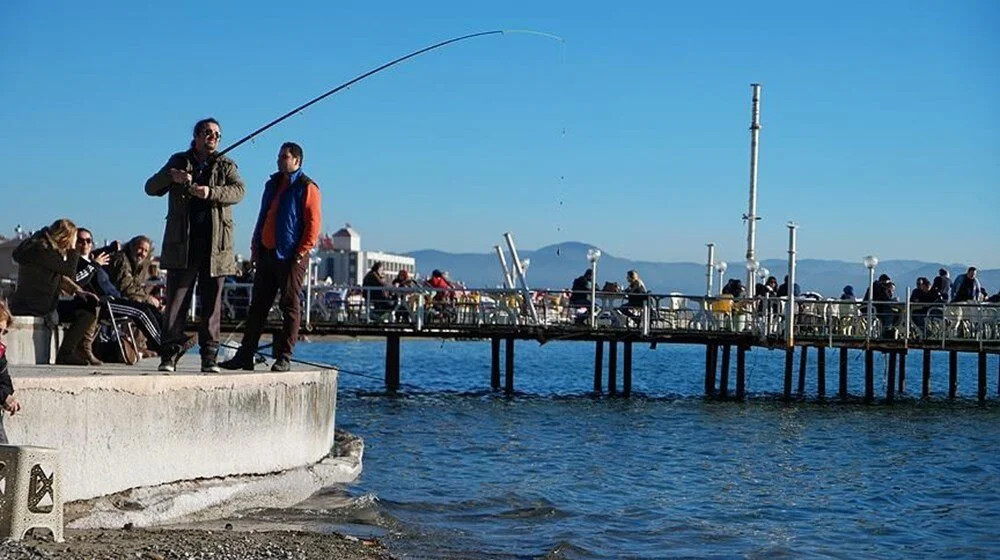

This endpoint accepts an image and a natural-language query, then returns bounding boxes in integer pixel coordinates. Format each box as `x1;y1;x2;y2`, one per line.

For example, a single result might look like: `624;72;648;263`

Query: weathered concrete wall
5;364;338;502
7;315;58;365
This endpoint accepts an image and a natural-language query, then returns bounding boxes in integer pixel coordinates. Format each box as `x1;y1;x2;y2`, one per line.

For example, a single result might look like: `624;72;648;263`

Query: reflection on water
232;340;1000;559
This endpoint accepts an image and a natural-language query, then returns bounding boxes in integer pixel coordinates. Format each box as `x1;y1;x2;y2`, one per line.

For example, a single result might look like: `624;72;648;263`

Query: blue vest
252;170;315;260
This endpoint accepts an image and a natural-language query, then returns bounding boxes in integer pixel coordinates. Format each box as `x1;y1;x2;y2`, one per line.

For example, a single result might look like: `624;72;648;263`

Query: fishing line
216;29;564;160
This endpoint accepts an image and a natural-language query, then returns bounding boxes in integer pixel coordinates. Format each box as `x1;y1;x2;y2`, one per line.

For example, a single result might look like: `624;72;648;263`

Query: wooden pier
222;288;1000;403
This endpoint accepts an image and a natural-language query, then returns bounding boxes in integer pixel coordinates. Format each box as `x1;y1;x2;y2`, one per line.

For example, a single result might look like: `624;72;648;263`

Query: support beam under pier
719;345;731;399
736;345;746;401
593;341;603;394
505;338;515;395
385;334;400;392
608;341;618;397
623;341;632;398
839;347;848;401
817;346;826;399
864;349;874;403
490;337;501;391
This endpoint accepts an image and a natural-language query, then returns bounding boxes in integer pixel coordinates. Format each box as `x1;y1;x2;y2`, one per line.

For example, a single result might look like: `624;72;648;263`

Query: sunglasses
78;237;93;244
199;129;222;139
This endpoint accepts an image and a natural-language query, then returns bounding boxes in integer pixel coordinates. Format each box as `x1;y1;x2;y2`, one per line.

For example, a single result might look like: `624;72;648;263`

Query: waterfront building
315;224;415;285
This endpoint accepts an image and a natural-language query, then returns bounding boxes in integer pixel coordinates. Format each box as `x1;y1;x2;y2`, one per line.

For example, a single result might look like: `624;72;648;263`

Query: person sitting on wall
10;219;102;365
0;299;24;444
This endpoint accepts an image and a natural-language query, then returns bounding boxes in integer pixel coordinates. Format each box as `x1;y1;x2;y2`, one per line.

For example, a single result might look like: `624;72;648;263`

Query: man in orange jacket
221;142;322;372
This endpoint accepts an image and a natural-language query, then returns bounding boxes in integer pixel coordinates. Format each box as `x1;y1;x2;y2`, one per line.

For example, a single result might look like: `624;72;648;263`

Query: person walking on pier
145;118;246;373
221;142;321;372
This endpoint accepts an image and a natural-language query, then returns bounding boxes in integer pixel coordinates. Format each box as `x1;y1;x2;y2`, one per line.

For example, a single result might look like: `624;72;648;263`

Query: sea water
230;340;1000;559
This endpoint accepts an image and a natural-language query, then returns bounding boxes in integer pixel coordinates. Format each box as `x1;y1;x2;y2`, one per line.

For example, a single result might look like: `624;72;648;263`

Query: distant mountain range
405;241;999;298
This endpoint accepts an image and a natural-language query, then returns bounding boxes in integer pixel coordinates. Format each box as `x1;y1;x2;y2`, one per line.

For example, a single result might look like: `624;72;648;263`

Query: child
0;299;23;444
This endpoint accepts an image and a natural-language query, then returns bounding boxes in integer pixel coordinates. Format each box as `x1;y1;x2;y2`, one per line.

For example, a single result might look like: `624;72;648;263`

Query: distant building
315;224;415;286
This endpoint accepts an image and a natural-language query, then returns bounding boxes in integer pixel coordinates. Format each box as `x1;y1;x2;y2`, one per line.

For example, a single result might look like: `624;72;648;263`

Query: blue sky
1;1;997;267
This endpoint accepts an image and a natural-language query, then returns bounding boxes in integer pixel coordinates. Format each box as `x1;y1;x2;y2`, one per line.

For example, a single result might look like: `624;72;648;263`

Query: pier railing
216;283;1000;348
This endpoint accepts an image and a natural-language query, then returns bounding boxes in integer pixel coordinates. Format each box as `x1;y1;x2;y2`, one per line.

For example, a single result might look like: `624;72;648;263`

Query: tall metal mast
745;83;762;291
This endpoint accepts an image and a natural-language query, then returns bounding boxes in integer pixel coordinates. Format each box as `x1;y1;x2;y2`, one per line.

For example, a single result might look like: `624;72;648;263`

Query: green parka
144;149;245;277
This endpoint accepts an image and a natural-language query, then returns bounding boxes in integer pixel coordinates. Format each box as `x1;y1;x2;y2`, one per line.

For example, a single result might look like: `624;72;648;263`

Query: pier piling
797;346;808;395
385;334;401;392
898;351;906;394
735;345;746;400
949;350;958;399
608;341;618;397
887;351;897;403
783;349;793;400
978;352;987;403
490;337;501;390
593;341;603;394
719;345;731;399
705;345;717;397
623;341;633;398
864;350;874;403
505;338;515;395
817;346;826;399
922;349;931;398
839;347;848;400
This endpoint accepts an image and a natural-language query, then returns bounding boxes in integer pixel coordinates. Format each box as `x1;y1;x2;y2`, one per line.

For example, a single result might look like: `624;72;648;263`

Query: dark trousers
163;261;225;358
103;298;164;351
239;249;307;360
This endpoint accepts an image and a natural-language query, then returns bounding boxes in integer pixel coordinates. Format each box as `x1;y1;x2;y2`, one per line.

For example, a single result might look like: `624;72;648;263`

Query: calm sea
229;340;1000;559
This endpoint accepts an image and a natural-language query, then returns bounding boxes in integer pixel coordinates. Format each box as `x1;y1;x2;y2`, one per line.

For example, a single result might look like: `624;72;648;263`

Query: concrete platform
5;358;338;503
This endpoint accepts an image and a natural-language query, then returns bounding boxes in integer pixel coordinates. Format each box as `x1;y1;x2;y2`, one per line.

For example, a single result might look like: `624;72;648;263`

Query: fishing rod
216;29;564;159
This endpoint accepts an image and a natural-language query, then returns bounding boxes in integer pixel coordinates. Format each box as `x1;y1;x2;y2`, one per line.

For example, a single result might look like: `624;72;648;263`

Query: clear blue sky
1;1;997;267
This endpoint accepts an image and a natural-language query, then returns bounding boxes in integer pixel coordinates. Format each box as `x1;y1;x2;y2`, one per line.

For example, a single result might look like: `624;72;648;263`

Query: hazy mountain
405;242;999;298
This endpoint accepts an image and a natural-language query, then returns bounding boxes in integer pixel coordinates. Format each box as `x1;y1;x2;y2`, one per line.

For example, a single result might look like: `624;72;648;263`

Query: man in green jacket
145;118;245;373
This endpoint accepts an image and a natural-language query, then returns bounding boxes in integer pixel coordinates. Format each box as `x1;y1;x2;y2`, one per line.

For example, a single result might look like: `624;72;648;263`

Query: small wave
542;540;601;559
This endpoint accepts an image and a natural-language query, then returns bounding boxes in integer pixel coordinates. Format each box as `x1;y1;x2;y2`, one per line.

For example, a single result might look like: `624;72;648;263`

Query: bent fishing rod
215;29;563;160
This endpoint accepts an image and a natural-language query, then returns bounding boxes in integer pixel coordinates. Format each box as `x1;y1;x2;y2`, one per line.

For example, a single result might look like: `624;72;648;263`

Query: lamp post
705;243;715;296
715;261;728;295
745;259;759;297
864;255;879;343
587;248;601;328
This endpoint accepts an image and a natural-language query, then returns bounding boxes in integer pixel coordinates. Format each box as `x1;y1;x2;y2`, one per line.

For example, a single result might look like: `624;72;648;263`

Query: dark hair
77;227;92;238
968;266;977;273
371;261;382;272
938;268;947;276
917;276;930;286
190;117;220;148
281;142;304;165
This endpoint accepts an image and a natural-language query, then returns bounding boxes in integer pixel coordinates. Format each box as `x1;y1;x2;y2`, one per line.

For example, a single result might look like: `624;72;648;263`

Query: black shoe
271;357;291;372
201;355;221;374
219;353;255;371
158;351;178;373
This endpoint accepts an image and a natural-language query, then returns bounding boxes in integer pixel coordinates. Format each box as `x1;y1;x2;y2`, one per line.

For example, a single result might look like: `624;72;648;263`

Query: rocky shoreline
0;527;395;560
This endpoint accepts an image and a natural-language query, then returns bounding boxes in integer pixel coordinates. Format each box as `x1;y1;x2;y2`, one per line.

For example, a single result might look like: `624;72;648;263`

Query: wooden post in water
593;340;603;394
719;345;731;399
505;337;515;395
922;349;932;399
490;337;501;390
978;351;987;403
898;351;906;394
864;349;874;403
817;346;826;399
886;351;897;403
736;345;747;401
623;341;633;398
948;350;957;399
783;348;793;400
608;340;618;397
705;344;716;397
797;346;808;395
839;347;848;400
385;334;401;392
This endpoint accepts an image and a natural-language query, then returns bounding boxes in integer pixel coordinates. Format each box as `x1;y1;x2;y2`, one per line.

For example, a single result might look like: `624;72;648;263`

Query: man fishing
145;118;246;373
221;142;321;372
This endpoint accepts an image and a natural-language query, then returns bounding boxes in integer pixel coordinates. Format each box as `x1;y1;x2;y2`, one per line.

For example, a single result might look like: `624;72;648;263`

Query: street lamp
520;258;531;275
746;259;759;297
715;261;728;295
864;255;878;342
587;248;601;328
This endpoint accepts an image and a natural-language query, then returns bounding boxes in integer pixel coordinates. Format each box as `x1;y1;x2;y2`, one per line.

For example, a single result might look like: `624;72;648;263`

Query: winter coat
108;240;153;303
9;228;80;316
144;149;245;276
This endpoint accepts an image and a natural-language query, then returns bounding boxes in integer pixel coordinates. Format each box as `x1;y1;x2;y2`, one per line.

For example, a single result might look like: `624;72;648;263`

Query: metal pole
503;232;539;324
494;245;515;289
786;223;797;348
305;257;314;330
867;268;875;344
590;258;598;328
745;83;762;292
706;243;715;296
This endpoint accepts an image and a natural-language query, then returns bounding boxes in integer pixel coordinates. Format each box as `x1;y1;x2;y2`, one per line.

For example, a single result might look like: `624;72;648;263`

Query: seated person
362;262;393;313
0;300;24;444
910;276;942;332
392;269;415;288
875;280;902;336
425;269;457;321
569;269;593;308
722;279;746;298
11;219;102;365
108;236;161;308
620;270;648;325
